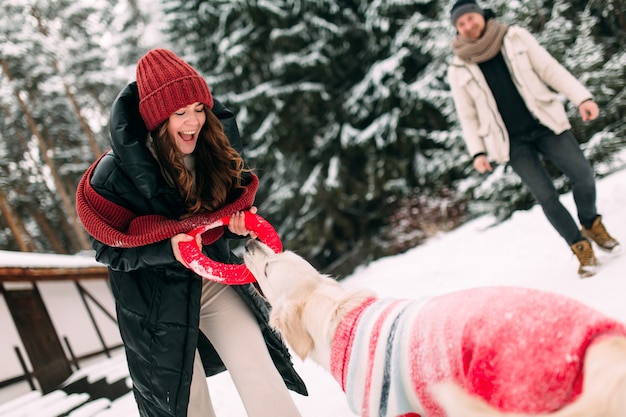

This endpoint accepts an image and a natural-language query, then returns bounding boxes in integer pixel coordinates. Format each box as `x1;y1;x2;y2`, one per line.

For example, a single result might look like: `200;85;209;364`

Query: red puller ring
178;211;282;284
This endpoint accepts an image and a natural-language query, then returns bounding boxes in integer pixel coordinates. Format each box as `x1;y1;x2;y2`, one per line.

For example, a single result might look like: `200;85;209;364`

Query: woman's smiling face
167;102;206;155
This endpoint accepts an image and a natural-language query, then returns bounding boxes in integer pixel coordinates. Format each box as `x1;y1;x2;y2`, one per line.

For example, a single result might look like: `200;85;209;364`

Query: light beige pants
187;280;302;417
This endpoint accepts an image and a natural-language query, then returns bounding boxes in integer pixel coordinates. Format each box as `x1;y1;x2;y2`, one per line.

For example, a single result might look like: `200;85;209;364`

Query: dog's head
243;239;366;362
243;240;325;358
243;239;321;305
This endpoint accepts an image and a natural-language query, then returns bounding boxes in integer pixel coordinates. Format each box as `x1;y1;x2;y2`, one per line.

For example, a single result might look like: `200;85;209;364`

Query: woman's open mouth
179;130;196;142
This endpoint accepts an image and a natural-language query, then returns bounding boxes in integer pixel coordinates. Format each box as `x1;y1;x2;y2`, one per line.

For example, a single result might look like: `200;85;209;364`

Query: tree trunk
1;60;92;251
30;5;102;158
31;209;69;254
0;188;35;252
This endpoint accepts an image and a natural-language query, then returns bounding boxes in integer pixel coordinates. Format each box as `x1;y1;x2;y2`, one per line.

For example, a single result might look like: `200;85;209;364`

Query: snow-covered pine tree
0;1;146;253
2;0;620;273
162;0;471;274
159;0;626;275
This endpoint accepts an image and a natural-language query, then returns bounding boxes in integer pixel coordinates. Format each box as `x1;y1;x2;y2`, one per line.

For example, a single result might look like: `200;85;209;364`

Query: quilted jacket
85;82;307;417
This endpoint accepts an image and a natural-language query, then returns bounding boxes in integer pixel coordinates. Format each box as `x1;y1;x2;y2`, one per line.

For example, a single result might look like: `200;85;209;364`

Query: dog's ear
270;300;314;360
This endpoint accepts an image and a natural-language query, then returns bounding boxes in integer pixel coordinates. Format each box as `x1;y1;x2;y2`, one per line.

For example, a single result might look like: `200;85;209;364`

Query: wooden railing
1;262;122;394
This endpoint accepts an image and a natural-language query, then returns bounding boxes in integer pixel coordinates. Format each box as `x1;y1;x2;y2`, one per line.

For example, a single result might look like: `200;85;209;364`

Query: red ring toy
178;211;282;284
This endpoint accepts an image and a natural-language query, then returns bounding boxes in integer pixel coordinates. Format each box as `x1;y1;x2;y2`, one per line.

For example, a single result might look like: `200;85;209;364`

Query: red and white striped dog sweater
330;286;626;417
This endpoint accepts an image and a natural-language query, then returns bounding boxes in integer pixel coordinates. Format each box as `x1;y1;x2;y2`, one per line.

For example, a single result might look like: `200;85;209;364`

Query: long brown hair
151;108;247;214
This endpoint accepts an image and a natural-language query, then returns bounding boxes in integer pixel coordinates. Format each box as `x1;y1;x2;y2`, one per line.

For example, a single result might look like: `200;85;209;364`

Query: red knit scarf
75;153;258;248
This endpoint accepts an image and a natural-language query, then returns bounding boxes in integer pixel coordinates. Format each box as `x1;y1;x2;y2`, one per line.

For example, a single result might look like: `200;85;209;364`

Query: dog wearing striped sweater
243;240;626;417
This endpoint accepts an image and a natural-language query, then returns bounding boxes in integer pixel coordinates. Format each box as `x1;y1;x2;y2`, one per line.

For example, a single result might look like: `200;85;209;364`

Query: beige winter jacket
447;26;593;163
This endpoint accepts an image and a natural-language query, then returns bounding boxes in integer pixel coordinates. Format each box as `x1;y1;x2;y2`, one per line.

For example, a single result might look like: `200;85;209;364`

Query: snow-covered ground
1;166;625;416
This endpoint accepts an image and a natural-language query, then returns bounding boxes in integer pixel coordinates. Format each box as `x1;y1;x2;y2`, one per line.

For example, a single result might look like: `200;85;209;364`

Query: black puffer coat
89;82;307;417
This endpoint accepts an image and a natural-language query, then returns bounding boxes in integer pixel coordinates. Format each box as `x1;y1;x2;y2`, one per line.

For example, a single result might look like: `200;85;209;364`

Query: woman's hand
171;233;201;268
228;206;258;239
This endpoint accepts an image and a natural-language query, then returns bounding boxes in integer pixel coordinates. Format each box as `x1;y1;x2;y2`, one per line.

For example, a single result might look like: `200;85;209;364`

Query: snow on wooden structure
0;251;123;397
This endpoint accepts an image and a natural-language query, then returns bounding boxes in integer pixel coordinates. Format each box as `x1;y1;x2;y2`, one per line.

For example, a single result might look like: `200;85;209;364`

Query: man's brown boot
581;215;620;252
570;239;598;278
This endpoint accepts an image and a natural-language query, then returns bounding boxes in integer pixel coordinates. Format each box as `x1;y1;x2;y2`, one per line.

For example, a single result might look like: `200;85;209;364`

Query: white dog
243;240;626;417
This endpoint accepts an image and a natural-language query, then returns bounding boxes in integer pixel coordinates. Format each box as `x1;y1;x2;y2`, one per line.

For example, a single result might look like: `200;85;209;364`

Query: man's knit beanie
136;48;214;131
450;0;484;26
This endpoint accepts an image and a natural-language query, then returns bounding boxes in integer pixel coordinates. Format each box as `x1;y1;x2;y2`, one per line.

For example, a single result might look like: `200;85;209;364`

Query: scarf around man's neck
75;152;258;248
451;19;508;64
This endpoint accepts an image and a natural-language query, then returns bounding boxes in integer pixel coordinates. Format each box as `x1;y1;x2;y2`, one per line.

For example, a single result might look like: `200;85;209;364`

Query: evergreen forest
1;0;625;276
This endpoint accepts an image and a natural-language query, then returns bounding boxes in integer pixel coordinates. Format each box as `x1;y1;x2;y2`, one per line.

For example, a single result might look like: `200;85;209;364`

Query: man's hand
473;154;493;174
579;100;599;122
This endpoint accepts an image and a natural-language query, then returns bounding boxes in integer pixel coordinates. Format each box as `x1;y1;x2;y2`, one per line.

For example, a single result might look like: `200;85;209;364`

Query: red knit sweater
75;154;258;248
330;287;626;417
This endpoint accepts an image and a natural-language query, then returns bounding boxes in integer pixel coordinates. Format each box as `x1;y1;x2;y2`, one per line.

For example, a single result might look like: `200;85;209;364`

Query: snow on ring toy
178;211;282;284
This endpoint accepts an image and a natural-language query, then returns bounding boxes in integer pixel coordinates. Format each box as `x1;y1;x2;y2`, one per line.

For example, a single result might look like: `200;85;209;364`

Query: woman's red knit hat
136;48;214;131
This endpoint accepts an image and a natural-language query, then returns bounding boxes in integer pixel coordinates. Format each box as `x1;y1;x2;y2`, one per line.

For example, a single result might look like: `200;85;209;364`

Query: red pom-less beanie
136;48;214;131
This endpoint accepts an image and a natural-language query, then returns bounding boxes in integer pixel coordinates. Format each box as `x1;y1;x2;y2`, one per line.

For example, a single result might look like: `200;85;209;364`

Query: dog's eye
264;262;270;277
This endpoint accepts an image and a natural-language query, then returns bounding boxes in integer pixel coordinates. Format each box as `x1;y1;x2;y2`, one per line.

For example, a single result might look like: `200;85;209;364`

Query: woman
447;0;620;278
76;48;306;417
